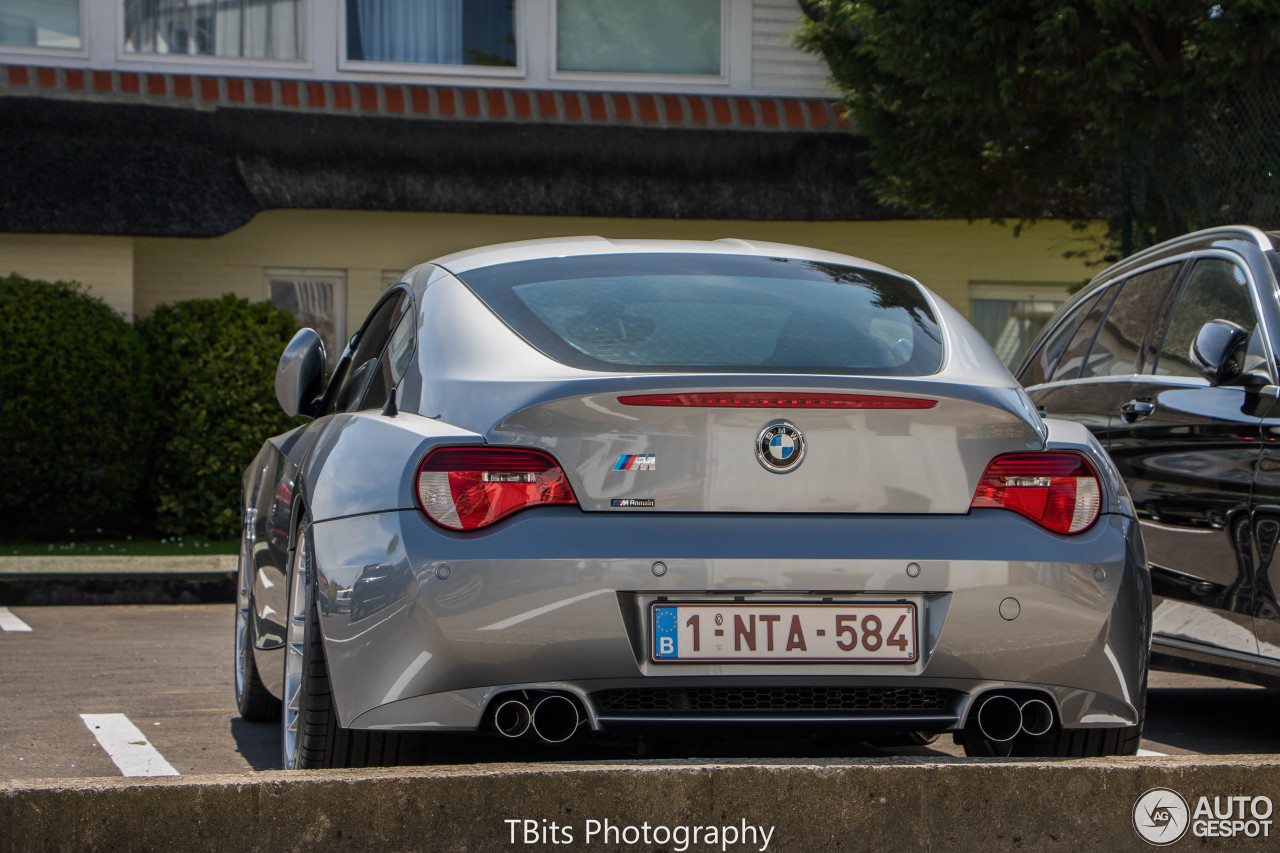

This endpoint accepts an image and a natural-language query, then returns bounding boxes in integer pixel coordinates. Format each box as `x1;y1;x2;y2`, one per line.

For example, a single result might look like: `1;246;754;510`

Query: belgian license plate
651;602;917;663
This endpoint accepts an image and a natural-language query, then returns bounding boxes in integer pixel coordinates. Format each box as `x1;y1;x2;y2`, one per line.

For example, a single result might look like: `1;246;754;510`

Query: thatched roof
0;96;896;238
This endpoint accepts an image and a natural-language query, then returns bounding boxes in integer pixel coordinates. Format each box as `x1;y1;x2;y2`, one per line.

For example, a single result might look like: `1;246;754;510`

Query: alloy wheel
281;526;310;769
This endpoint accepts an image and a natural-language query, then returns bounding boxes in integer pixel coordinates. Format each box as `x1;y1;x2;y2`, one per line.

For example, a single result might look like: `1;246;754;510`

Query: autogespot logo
1134;788;1190;846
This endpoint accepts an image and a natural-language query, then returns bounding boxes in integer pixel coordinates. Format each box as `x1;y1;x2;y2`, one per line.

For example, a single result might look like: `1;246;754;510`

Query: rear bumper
307;507;1149;733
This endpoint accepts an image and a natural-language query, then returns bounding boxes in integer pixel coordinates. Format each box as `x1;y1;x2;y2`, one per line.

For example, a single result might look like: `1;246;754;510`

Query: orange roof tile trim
1;64;851;132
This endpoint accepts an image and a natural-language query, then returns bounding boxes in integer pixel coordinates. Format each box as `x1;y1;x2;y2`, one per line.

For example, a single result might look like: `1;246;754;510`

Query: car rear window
452;253;944;375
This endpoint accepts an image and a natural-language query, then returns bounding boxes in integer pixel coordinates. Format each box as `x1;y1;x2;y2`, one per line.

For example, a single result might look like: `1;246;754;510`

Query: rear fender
1042;417;1136;519
300;412;484;523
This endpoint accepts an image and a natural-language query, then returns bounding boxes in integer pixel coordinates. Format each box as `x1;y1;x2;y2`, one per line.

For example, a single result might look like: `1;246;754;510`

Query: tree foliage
795;1;1280;256
139;295;299;540
0;275;152;537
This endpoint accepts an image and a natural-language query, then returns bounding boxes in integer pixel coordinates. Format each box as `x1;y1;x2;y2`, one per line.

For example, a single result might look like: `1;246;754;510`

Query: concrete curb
3;757;1278;851
0;555;235;606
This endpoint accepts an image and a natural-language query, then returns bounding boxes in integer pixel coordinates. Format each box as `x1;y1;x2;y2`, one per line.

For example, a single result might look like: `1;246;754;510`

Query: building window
124;0;304;60
345;0;516;67
556;0;721;76
970;282;1072;368
0;0;80;49
265;269;347;362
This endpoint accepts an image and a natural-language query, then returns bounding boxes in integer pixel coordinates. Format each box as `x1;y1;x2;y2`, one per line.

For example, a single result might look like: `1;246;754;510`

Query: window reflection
345;0;515;67
124;0;303;60
0;0;80;49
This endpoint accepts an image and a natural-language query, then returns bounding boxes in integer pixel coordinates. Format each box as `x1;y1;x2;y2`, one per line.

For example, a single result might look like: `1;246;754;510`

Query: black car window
1154;259;1258;378
1087;263;1182;377
327;292;407;413
455;254;944;376
1050;285;1120;382
1021;290;1104;385
359;303;416;411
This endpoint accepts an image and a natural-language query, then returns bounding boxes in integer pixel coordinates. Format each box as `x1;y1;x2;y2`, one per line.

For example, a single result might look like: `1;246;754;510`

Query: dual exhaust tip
975;694;1055;742
493;694;583;744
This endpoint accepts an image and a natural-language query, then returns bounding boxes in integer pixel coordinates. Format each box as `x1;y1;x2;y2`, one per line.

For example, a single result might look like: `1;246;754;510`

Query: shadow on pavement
1146;687;1280;754
231;718;281;771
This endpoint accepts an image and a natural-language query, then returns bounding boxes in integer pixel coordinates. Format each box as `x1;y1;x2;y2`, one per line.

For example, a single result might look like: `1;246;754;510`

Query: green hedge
0;275;152;537
139;295;299;540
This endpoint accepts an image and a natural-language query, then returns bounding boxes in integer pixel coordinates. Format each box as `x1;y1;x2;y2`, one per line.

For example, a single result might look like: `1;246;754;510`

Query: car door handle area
1120;399;1155;423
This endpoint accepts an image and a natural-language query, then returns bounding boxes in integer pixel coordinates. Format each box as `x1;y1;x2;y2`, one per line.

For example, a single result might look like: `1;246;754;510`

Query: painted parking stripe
80;714;180;777
0;606;32;632
1137;748;1169;757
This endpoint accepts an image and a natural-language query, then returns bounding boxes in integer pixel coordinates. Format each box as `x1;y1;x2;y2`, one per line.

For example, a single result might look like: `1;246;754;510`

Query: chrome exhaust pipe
1019;699;1054;737
976;694;1022;743
493;699;532;738
531;694;581;744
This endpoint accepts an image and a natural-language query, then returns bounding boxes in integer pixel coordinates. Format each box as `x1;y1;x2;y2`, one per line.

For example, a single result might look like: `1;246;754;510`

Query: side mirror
1190;319;1249;386
275;328;327;417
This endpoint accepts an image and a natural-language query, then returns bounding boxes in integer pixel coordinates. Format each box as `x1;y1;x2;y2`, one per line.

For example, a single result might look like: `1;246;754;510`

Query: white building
0;0;1086;363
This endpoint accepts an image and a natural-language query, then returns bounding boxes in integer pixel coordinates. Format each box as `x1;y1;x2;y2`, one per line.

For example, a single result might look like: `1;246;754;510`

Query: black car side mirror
275;328;327;417
1190;319;1249;386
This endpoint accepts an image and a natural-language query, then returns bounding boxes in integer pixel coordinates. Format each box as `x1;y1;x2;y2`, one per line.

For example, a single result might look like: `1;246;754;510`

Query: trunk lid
487;377;1045;514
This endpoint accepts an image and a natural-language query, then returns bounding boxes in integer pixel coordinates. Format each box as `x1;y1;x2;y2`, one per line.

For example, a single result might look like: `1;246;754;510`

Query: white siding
2;0;839;98
751;0;831;95
133;210;1103;330
0;233;135;320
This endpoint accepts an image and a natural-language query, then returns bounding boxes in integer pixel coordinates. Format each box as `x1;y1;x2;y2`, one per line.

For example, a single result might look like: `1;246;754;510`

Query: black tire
283;519;433;769
235;633;280;722
1045;680;1145;758
235;547;280;722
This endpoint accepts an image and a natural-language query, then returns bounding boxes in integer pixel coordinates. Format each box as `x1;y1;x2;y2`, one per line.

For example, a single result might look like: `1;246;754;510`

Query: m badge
613;454;656;471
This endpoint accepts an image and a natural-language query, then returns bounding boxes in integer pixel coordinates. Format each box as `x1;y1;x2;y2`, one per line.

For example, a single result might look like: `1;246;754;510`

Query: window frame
263;267;348;366
1017;288;1105;387
1149;250;1277;385
1033;259;1189;386
337;0;525;79
0;0;88;57
968;280;1072;368
357;292;417;411
1080;261;1184;380
548;0;729;86
1047;282;1124;384
321;285;410;414
116;0;311;69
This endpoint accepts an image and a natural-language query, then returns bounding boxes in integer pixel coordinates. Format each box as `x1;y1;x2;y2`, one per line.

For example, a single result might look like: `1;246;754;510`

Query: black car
1017;225;1280;686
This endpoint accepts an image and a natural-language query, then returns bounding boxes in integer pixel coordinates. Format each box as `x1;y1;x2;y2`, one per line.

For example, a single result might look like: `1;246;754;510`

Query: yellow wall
134;210;1101;333
0;233;136;320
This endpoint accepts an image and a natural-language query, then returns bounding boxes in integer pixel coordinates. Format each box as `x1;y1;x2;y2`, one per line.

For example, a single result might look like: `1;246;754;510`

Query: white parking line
80;713;180;777
0;606;32;632
1137;748;1169;757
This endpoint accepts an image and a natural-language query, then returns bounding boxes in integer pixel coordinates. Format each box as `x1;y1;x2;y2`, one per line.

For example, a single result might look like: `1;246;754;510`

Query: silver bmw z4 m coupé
235;238;1150;766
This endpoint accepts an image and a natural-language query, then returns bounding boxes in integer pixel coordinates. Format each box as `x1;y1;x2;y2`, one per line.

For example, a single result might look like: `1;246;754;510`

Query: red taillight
971;453;1101;534
618;393;936;409
415;448;577;531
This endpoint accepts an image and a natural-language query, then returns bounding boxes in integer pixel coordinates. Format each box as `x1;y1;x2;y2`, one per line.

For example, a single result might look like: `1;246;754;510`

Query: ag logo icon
1133;787;1189;846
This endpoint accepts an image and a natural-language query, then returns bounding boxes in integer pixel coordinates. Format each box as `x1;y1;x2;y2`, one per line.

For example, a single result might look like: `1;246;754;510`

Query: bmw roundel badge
756;420;805;473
